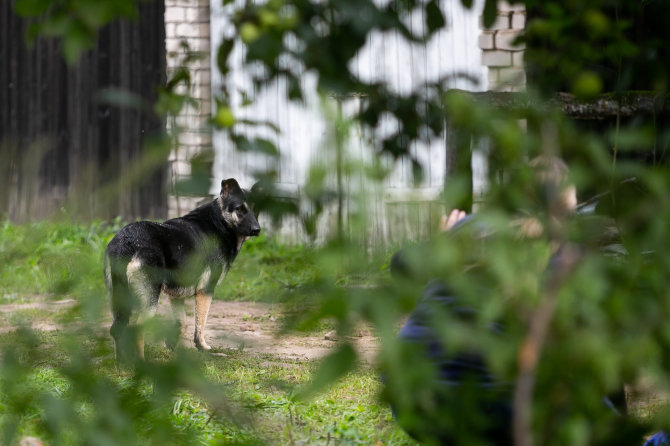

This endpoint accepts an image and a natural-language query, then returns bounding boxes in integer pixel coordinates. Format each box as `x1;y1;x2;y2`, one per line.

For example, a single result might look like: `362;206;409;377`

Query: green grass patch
0;330;415;445
214;234;320;302
0;220;391;305
0;220;410;444
2;219;669;445
0;219;121;300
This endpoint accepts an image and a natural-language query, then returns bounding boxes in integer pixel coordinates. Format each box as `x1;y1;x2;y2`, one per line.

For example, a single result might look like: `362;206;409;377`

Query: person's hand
514;217;544;238
440;209;467;232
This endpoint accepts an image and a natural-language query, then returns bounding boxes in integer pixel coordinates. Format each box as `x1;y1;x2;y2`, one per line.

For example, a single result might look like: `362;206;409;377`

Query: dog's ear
220;178;242;200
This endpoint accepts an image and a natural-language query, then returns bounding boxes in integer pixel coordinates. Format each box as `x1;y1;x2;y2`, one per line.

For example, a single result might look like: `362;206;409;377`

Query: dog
104;178;261;361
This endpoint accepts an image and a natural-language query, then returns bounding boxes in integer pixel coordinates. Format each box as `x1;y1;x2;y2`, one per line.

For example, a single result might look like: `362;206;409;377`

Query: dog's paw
194;334;212;351
197;341;212;351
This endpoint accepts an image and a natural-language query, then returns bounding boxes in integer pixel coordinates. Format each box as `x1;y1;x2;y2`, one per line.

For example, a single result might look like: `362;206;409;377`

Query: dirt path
0;297;380;363
176;300;379;362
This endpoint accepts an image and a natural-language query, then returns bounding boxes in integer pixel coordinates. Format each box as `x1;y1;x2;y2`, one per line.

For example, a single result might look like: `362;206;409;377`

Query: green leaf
240;23;261;44
13;0;51;17
295;343;357;400
235;119;280;134
571;71;603;100
233;136;280;157
214;106;235;127
39;14;71;37
166;67;191;90
411;158;424;186
175;152;215;197
73;2;115;28
482;0;498;29
217;39;235;76
248;138;280;157
110;0;138;20
61;22;94;65
425;0;446;34
288;76;303;101
24;23;42;48
96;88;151;112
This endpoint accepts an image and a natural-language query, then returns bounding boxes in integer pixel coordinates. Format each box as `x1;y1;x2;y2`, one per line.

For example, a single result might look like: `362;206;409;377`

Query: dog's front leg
194;290;213;350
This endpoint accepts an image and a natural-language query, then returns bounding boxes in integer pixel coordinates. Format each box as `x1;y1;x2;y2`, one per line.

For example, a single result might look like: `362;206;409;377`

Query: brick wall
479;1;526;91
165;0;212;217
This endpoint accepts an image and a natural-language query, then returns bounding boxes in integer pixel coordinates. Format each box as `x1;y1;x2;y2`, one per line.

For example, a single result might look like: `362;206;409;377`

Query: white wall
210;0;486;245
165;0;214;217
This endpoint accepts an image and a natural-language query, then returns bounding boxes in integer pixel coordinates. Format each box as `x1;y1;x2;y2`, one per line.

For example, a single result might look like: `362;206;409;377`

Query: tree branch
453;90;670;120
513;244;581;446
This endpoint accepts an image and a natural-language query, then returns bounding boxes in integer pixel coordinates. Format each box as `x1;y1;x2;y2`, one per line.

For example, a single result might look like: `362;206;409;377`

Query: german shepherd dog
104;179;261;361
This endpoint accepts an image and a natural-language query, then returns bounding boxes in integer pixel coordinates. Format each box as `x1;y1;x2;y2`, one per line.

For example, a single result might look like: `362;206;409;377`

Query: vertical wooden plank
0;2;8;214
0;0;167;222
209;0;486;243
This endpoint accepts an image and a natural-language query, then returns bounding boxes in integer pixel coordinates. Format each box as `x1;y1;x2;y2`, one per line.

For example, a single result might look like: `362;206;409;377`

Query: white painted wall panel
210;0;485;245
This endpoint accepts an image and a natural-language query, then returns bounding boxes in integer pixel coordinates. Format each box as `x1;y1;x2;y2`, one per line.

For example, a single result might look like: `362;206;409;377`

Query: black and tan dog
104;178;261;361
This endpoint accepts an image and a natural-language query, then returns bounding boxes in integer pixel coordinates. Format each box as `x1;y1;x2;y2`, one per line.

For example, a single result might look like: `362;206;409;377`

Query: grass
214;235;321;302
3;220;667;445
0;220;413;445
0;219;119;301
0;219;390;303
198;350;409;445
0;329;415;445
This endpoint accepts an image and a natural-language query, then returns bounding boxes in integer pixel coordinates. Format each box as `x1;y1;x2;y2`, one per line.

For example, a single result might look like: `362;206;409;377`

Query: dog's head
219;178;261;237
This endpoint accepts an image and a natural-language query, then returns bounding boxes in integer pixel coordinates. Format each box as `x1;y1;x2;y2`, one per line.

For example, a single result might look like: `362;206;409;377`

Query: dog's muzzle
250;227;261;237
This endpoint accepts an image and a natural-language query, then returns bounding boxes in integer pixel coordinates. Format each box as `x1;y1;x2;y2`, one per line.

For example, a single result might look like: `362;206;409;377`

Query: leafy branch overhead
215;0;483;175
4;1;670;446
13;0;138;64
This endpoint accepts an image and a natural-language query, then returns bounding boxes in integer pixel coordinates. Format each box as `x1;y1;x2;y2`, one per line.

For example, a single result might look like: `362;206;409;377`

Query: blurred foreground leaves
4;0;670;445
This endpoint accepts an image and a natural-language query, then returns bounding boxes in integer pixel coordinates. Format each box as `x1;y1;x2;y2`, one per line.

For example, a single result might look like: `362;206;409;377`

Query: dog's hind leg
126;255;161;360
107;255;134;363
194;290;213;351
110;302;130;363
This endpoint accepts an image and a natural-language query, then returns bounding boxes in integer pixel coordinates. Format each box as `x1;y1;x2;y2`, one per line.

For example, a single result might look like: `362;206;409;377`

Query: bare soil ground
0;296;380;363
176;300;379;362
2;296;667;419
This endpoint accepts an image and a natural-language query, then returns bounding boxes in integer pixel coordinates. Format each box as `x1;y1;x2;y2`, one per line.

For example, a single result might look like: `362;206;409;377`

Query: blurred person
385;207;513;445
382;156;636;445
